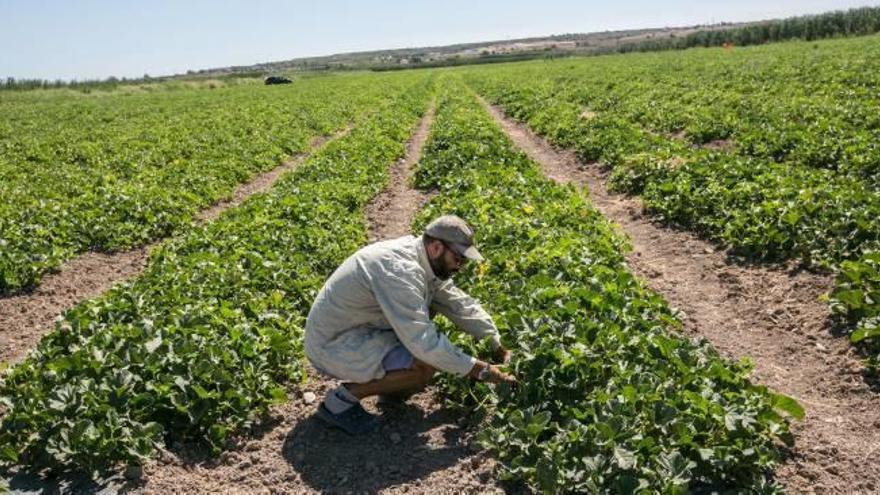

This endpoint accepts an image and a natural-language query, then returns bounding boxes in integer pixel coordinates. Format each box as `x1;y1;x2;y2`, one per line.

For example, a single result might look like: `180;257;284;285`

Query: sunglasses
440;240;467;264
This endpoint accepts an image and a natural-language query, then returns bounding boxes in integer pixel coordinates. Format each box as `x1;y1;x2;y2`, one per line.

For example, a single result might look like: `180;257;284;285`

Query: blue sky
1;0;875;80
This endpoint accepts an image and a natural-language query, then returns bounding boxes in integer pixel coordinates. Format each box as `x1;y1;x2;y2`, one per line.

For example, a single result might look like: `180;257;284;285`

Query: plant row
411;79;800;493
0;74;391;293
0;73;433;475
463;54;880;367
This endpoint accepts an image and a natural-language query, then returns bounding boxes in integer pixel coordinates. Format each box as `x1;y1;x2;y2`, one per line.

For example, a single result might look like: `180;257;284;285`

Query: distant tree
619;5;880;54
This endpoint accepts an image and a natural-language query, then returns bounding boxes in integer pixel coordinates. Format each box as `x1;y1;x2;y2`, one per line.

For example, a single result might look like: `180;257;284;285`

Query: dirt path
479;96;880;494
0;131;346;367
127;105;510;494
364;103;436;242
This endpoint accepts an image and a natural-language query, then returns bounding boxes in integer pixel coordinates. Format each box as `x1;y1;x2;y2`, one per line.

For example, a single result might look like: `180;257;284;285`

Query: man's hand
491;345;511;365
469;361;516;384
485;364;516;384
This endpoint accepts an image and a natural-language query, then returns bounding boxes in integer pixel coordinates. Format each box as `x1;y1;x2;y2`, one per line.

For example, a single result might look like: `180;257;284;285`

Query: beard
428;255;457;280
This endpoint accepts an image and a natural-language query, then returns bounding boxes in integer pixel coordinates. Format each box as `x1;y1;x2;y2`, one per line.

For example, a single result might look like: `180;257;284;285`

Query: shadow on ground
3;467;138;495
283;401;490;493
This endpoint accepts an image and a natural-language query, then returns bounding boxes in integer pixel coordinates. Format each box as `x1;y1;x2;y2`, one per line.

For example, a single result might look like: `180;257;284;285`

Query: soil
365;104;436;243
479;96;880;494
0;249;150;366
123;380;505;494
666;130;735;152
701;138;735;151
0;132;345;367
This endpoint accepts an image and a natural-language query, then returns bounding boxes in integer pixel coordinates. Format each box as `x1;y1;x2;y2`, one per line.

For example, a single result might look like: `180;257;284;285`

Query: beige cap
424;215;484;262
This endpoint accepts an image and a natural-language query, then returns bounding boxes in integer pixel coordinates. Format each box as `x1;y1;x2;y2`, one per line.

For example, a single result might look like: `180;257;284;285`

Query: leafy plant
830;251;880;367
412;80;799;492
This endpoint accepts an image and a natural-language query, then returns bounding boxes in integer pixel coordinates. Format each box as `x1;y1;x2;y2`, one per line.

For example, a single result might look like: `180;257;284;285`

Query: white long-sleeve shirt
304;235;501;383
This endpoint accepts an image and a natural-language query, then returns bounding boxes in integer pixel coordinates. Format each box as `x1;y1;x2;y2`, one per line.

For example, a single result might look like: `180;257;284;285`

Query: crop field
2;35;879;493
462;35;880;367
0;74;391;293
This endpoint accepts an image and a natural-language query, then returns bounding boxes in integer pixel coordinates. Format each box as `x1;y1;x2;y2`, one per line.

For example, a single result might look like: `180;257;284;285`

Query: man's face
428;240;466;280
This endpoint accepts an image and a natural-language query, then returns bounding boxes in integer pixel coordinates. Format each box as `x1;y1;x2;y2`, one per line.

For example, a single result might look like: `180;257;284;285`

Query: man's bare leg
345;360;435;400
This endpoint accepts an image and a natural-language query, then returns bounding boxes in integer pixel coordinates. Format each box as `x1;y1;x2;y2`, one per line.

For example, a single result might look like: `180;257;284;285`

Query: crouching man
304;215;515;434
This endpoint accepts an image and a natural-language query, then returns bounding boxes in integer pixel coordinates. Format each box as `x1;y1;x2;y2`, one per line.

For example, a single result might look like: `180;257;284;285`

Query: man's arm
431;281;509;362
364;258;476;377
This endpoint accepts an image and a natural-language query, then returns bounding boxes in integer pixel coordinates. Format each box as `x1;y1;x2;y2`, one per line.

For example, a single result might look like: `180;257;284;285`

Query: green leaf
0;444;19;463
268;386;287;404
770;392;805;420
613;446;636;470
145;335;163;353
851;320;880;343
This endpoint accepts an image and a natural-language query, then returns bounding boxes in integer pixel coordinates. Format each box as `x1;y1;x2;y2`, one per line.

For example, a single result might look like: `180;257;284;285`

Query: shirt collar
415;235;436;283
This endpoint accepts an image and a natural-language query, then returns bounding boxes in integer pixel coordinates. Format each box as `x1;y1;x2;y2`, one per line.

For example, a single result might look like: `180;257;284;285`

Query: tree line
618;6;880;53
1;75;152;92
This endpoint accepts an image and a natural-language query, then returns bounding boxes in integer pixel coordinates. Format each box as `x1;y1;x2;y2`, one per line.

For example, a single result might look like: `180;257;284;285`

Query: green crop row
0;73;433;475
460;36;880;183
462;52;880;367
0;74;392;294
829;252;880;368
412;79;800;492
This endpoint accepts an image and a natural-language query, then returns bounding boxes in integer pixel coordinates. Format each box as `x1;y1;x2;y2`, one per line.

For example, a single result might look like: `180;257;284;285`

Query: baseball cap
424;215;484;262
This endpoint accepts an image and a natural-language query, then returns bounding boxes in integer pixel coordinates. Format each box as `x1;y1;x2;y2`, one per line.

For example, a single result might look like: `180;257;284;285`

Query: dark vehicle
264;75;293;85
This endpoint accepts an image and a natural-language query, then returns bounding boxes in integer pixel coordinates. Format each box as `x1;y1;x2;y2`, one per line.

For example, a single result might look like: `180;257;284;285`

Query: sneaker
376;392;413;408
315;402;380;435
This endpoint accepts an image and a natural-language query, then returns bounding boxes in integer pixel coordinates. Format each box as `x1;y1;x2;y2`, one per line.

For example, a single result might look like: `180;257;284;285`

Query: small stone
815;343;828;352
158;448;176;465
124;465;144;480
390;432;401;444
303;391;317;404
246;442;261;452
238;459;253;469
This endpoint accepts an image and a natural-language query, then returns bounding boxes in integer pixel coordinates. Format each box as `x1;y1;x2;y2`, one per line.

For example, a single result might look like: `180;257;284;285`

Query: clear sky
1;0;875;81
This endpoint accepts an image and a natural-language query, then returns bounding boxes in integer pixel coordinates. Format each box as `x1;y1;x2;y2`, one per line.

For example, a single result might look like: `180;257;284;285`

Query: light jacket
304;235;501;383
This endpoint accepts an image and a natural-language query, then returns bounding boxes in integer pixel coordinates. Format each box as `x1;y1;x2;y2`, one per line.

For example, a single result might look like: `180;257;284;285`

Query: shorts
381;344;414;372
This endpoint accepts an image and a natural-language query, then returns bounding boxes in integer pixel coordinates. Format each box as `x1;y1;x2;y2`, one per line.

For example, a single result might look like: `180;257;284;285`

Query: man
304;215;515;434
